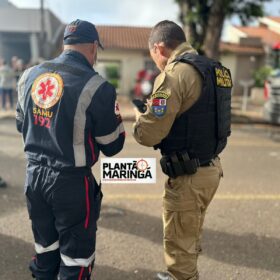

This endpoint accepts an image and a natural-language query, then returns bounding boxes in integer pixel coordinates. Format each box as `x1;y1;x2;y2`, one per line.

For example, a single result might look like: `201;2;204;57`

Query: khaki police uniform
133;42;223;280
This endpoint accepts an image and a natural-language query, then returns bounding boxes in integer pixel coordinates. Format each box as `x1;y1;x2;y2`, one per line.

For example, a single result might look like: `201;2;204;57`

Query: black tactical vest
155;53;232;163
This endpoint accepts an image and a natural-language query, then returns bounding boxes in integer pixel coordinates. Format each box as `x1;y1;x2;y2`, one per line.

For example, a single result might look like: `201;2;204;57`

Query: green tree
175;0;271;58
253;66;272;87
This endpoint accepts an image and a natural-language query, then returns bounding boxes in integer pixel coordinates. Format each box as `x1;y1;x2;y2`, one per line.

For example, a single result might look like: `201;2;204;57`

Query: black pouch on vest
160;152;198;178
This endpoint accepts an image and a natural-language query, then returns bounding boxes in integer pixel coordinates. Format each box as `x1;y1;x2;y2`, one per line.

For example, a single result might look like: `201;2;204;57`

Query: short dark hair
149;20;186;49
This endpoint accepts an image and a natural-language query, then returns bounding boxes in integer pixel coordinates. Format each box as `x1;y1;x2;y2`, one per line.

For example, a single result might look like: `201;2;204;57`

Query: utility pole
40;0;46;58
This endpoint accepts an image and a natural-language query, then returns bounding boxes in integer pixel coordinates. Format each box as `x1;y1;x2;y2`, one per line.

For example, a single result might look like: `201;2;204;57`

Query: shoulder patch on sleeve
151;91;170;117
151;91;171;100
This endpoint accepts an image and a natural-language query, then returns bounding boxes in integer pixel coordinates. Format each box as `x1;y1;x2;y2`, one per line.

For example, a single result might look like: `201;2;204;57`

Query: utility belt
160;151;215;179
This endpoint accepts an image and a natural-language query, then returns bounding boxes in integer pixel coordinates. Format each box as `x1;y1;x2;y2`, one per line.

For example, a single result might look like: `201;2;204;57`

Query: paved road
0;119;280;280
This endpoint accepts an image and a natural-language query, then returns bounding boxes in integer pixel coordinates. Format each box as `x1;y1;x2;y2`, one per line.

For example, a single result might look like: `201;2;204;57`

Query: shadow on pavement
0;206;279;279
203;229;280;273
0;233;34;280
0;232;154;280
100;205;280;273
0;151;26;218
95;265;154;280
99;205;163;245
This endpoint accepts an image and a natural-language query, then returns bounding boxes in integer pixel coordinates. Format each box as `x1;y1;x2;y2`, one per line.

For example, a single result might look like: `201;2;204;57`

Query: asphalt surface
0;119;280;280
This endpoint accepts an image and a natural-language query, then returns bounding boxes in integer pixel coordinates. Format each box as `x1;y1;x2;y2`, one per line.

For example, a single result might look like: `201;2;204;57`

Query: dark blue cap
63;19;104;49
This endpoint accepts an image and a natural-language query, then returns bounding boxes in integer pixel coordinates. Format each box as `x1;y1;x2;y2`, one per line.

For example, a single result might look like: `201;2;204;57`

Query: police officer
16;19;125;280
133;21;232;280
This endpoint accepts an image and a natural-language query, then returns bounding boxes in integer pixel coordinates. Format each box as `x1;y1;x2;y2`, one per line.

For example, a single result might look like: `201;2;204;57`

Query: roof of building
234;26;280;46
266;16;280;24
96;25;265;55
219;42;264;55
96;25;151;51
0;12;264;56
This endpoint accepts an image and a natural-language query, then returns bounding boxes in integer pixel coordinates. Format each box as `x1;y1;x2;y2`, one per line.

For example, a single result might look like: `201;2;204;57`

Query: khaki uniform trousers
163;158;223;280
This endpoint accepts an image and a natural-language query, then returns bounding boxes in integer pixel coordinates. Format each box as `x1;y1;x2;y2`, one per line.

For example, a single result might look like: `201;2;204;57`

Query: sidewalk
0;110;15;120
231;96;268;124
0;96;269;125
0;100;137;122
119;95;269;124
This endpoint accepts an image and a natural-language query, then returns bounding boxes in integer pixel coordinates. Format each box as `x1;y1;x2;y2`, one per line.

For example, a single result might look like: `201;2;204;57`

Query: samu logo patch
31;73;64;109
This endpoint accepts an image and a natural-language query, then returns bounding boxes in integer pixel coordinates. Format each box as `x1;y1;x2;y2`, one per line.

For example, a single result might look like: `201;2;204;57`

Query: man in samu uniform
16;19;125;280
133;21;232;280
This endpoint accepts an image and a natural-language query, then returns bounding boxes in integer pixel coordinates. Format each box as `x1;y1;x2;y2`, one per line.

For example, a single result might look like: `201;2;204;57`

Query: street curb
0;115;15;121
0;113;272;125
231;113;269;125
122;113;270;125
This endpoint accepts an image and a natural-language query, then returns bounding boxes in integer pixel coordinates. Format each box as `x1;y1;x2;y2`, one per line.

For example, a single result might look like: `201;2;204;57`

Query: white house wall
220;53;237;84
223;25;247;44
97;49;147;95
221;53;265;95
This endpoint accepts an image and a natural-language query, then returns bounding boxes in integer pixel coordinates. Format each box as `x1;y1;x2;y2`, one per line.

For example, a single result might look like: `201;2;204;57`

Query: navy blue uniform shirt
16;50;125;169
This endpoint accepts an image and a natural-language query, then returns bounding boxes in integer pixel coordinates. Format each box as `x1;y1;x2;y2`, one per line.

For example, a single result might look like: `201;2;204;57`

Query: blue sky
9;0;280;26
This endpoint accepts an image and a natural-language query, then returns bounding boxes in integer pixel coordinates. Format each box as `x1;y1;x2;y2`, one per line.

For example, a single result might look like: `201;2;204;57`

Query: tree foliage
175;0;271;58
253;65;272;87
